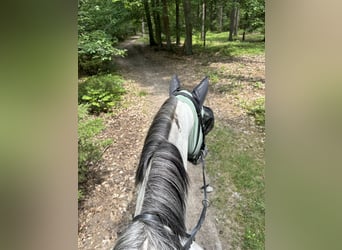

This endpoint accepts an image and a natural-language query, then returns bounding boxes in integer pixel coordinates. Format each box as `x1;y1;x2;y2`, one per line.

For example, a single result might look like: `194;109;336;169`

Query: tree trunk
242;12;248;42
183;0;192;55
208;0;216;31
197;2;201;29
218;4;223;32
141;18;145;36
233;7;239;36
201;0;207;47
228;5;237;41
143;0;156;46
175;0;180;45
152;0;162;47
161;0;171;50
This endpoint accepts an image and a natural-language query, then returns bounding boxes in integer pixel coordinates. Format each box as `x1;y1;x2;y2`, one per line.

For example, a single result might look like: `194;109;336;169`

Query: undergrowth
78;104;112;200
241;97;265;127
78;74;126;115
206;123;265;249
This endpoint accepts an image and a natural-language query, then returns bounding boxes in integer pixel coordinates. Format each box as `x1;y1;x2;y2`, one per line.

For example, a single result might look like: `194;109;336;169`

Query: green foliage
240;0;265;33
242;97;265;127
78;104;112;199
78;0;138;39
78;30;126;74
78;0;135;74
203;69;220;84
78;74;126;114
252;81;264;90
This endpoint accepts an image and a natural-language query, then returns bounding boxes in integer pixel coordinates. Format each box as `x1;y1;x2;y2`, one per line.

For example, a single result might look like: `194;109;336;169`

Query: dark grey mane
114;96;190;250
141;142;189;234
136;96;178;184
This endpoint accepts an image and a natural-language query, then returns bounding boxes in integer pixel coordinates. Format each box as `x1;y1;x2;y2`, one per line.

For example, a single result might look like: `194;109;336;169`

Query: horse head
169;75;214;165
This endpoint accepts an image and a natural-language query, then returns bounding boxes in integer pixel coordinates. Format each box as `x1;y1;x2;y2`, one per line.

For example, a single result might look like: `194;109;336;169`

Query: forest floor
78;35;265;250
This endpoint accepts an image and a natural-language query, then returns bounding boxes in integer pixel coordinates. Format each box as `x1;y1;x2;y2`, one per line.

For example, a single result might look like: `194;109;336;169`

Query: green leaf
101;95;111;101
82;95;92;101
91;102;100;107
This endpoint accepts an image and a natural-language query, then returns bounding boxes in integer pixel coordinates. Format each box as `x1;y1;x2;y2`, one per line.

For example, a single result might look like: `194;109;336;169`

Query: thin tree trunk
176;0;180;45
209;0;215;31
143;0;156;46
228;5;236;41
197;2;201;28
183;0;192;55
218;4;223;32
201;0;207;47
233;7;239;36
242;12;248;42
152;0;162;47
161;0;171;50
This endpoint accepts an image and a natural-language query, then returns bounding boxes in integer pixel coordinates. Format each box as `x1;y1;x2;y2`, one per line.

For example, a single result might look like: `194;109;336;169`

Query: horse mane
136;96;178;184
114;96;190;250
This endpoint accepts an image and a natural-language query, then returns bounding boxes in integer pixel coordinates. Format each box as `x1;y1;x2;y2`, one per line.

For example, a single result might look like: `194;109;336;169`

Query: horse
113;75;215;250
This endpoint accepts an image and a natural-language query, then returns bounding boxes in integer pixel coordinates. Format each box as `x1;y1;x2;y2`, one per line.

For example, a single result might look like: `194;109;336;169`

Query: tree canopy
78;0;265;74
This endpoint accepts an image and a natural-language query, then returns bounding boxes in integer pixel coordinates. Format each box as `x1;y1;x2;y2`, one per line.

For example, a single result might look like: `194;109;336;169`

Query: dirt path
78;35;265;250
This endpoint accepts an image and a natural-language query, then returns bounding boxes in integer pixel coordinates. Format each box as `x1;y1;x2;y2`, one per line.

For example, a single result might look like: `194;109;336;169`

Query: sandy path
78;35;265;250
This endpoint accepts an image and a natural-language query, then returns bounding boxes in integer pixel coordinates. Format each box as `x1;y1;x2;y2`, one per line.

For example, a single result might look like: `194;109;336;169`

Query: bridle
133;92;214;250
174;90;214;164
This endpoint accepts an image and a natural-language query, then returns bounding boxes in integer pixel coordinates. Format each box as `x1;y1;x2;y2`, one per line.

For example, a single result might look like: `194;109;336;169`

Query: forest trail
116;35;223;249
78;35;265;250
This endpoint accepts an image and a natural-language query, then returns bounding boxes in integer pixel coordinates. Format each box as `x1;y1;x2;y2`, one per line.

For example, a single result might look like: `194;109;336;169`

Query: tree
152;0;162;47
201;0;207;46
161;0;172;50
143;0;157;46
217;0;225;32
240;0;265;41
175;0;181;45
78;0;134;74
233;6;240;36
228;0;239;41
208;0;217;32
183;0;193;55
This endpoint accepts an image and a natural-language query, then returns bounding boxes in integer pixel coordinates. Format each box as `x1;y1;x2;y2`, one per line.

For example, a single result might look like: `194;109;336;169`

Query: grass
138;31;264;57
194;32;265;248
193;31;265;57
136;34;149;44
138;90;148;97
206;123;265;249
240;97;266;127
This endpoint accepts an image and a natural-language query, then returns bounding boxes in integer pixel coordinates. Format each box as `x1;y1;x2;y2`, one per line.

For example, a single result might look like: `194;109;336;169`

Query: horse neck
134;99;194;216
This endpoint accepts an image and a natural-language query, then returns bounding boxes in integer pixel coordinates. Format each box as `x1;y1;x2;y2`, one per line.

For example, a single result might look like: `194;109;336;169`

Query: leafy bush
78;74;126;114
78;30;126;74
78;0;132;75
78;104;112;200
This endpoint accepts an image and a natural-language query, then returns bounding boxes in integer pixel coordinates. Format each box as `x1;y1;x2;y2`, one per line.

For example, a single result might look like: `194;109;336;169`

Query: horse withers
113;75;214;250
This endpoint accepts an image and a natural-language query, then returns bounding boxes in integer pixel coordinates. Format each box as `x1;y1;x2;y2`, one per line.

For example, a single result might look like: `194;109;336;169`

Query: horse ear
169;75;181;96
192;76;209;107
